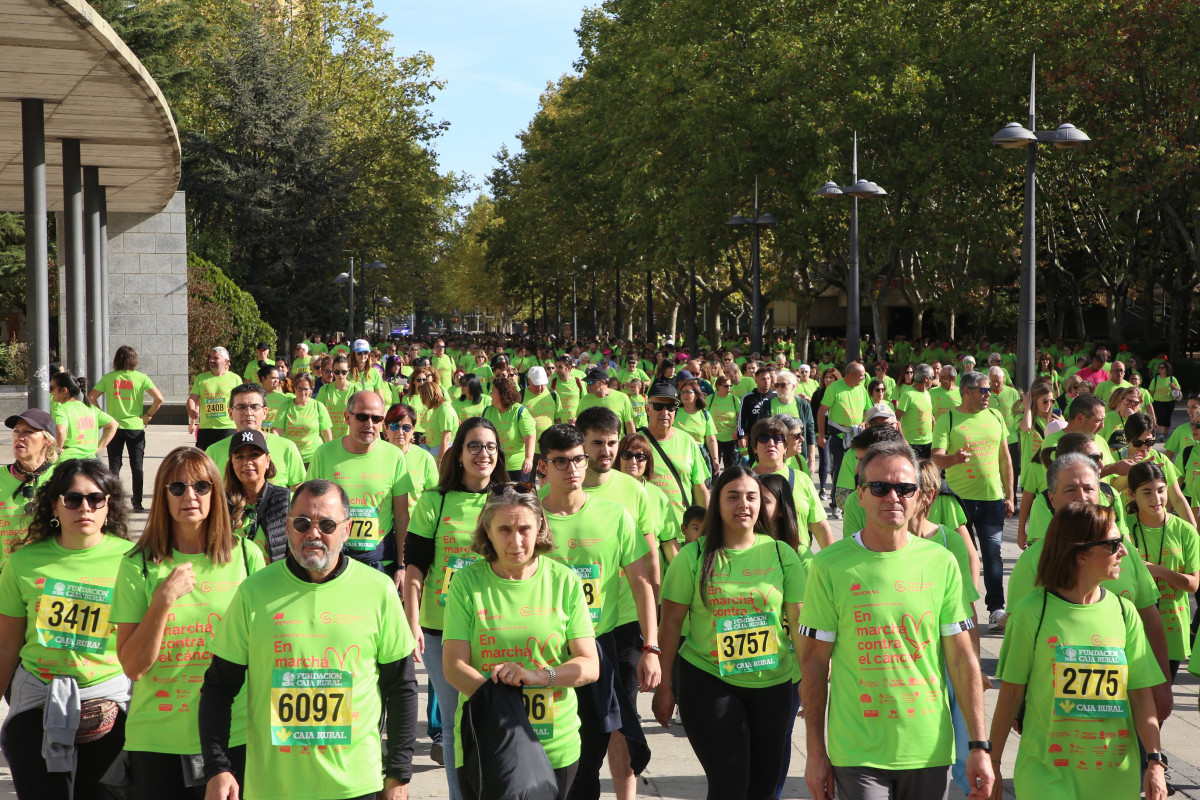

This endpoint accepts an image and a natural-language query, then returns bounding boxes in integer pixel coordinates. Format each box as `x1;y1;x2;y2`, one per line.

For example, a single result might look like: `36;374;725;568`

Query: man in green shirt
895;363;935;458
206;384;306;490
577;367;635;436
799;440;993;800
929;365;962;421
243;342;272;381
430;340;456;389
200;479;418;800
642;382;711;517
817;361;869;515
188;346;243;450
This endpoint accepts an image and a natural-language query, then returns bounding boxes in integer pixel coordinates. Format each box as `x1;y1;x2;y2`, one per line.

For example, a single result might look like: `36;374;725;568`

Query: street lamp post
363;260;387;340
726;182;777;356
991;54;1091;391
332;270;357;338
816;132;887;364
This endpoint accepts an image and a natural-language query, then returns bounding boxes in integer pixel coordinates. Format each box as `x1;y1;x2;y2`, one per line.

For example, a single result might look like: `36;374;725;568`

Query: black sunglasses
352;413;385;424
1076;538;1123;555
862;481;919;499
332;369;349;375
1130;437;1155;448
290;515;345;535
755;433;787;445
168;480;213;497
61;492;108;510
619;452;648;463
649;401;678;411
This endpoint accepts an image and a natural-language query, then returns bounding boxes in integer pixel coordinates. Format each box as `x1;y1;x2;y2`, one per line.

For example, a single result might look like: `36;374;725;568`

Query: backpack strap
787;468;796;490
639;426;689;501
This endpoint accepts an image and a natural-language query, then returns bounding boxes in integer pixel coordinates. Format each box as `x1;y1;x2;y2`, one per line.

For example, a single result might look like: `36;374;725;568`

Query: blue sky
380;0;586;194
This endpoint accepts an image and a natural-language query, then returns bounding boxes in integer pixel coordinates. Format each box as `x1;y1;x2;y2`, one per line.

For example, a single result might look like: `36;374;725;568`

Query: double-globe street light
991;54;1091;391
726;182;777;357
816;132;886;365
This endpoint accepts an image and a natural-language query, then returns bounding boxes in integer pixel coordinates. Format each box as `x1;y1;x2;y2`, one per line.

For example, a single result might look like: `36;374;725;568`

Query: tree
187;253;275;376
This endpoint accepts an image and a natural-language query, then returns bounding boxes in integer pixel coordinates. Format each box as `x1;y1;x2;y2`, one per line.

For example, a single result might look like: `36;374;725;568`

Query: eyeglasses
649;401;678;412
1076;538;1123;555
232;403;264;413
547;454;589;471
168;480;213;497
61;491;108;510
773;382;790;389
863;481;919;498
352;413;385;424
387;422;414;432
619;452;648;463
1130;437;1155;448
755;433;787;445
971;387;991;396
465;441;499;455
290;515;345;534
489;482;535;496
332;369;349;376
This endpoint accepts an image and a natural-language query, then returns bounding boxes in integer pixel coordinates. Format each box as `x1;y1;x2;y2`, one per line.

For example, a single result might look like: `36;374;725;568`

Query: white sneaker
988;609;1009;632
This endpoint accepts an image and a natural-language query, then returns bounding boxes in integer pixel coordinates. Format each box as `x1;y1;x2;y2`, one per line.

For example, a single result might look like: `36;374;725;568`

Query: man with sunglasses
430;340;455;390
932;371;1015;632
187;347;242;450
305;391;412;577
537;424;659;800
640;383;711;519
577;367;635;436
205;383;306;491
800;440;993;800
200;479;419;800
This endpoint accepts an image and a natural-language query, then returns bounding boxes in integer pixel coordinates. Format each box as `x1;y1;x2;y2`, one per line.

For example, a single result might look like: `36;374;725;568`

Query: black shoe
132;505;145;513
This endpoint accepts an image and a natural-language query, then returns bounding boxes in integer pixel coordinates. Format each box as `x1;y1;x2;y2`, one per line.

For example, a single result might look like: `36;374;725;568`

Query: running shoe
988;609;1009;632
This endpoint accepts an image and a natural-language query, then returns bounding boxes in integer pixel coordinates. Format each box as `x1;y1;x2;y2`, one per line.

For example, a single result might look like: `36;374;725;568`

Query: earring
49;517;60;529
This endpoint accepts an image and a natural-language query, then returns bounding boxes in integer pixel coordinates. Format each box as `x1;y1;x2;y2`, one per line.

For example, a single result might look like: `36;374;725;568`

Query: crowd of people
0;328;1193;800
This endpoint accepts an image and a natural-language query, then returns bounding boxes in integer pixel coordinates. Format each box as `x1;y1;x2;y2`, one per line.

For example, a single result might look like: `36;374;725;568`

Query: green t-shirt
1149;374;1180;403
708;393;740;442
766;467;826;549
1006;534;1157;612
430;354;456;389
675;407;716;447
481;405;536;471
443;557;593;769
264;390;294;431
836;449;859;491
997;590;1162;800
1025;484;1126;545
576;391;634;430
928;387;961;420
643;428;711;519
401;445;439;510
896;389;934;446
924;525;980;608
1166;423;1197;457
0;535;129;685
209;559;414;800
626;392;648;429
931;408;1009;501
93;369;155;430
663;536;805;688
112;540;266;753
452;395;491;422
190;372;243;430
315;384;355;441
798;534;970;769
274;400;332;462
0;466;51;571
305;441;413;558
820;380;869;429
207;431;306;489
578;472;654;628
1095;378;1131;404
409;489;489;630
53;401;115;461
550;374;584;420
1126;514;1200;660
422;401;460;451
543;496;648;635
521;389;563;440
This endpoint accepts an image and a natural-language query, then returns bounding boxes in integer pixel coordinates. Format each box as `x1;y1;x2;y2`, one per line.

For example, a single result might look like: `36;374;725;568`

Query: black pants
911;443;932;460
677;658;793;800
568;677;612;800
196;428;234;451
718;439;739;471
107;429;147;506
611;621;643;708
460;762;578;800
1;707;126;800
130;746;246;800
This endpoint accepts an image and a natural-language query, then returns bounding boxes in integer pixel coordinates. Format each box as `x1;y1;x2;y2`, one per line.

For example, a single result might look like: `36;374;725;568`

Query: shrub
187;253;275;377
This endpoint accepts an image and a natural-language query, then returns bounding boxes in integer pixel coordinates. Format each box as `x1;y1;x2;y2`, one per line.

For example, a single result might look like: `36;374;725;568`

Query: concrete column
22;99;49;411
84;166;104;387
99;187;110;371
62;139;86;377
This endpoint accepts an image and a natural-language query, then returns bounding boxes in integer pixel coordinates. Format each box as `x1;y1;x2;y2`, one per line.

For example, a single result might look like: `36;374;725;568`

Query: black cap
229;429;270;455
255;342;270;351
584;367;607;384
5;408;55;437
647;382;679;401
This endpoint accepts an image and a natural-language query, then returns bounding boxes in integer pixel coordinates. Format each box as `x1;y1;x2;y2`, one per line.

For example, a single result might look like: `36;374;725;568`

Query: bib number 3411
35;579;113;654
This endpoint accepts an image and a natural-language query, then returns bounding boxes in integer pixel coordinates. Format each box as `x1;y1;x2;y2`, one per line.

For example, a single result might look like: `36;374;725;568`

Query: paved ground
0;419;1197;798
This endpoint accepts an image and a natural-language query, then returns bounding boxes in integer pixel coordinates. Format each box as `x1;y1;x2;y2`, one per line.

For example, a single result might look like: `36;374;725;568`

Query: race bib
1054;644;1128;718
571;564;601;625
204;397;226;419
345;506;380;552
271;668;353;746
35;579;113;654
439;556;476;606
716;613;779;676
521;687;554;741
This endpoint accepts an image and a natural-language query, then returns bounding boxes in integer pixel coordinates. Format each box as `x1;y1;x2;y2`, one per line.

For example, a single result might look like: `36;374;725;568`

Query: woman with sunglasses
676;379;719;475
315;355;355;440
1125;461;1199;682
892;364;916;403
51;372;119;463
443;486;599;800
0;458;131;798
990;502;1167;800
384;404;439;509
1113;414;1195;526
272;373;332;469
403;418;508;800
483;378;535;482
113;447;265;797
616;434;678;567
224;431;289;563
1149;361;1182;440
653;466;806;800
0;410;60;570
1035;351;1060;395
1100;386;1139;448
749;417;832;551
708;375;741;471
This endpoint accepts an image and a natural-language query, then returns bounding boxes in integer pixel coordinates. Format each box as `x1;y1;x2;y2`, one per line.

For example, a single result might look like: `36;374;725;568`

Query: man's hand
805;751;836;800
204;772;240;800
965;749;995;800
950;447;971;466
381;777;409;800
637;652;661;692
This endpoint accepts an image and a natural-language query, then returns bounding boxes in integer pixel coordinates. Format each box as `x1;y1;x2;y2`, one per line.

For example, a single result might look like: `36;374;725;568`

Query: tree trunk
1169;290;1186;360
1072;292;1087;341
668;302;680;343
1104;289;1121;343
948;309;956;342
912;307;924;341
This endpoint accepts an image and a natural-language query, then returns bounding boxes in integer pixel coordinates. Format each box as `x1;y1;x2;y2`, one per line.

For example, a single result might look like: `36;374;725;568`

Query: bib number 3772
270;668;353;746
344;506;380;552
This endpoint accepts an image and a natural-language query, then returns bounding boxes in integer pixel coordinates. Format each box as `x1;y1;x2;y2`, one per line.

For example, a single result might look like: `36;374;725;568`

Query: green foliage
0;214;26;317
186;253;275;377
0;342;28;385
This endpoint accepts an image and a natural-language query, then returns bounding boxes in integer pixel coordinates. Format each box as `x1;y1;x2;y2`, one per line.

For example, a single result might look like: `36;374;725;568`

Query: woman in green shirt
0;459;132;798
708;375;741;471
316;355;355;440
0;409;59;569
384;403;439;509
273;373;332;467
443;486;599;800
89;345;164;513
419;380;460;459
483;378;535;482
676;379;718;474
51;372;118;463
453;374;490;422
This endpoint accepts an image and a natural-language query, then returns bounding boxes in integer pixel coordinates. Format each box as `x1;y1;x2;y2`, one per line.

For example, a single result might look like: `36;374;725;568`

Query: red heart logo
901;611;934;653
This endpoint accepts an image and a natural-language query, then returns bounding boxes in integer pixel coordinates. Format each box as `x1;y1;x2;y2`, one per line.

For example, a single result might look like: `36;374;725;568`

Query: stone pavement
0;422;1198;798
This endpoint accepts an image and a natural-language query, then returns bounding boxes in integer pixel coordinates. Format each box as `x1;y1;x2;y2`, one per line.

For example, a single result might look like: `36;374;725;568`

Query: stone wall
105;190;189;416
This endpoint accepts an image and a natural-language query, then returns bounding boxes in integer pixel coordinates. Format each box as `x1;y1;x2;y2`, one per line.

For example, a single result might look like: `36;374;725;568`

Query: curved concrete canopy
0;0;180;212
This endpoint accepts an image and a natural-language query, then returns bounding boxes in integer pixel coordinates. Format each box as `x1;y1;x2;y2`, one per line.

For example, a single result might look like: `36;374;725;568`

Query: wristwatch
1146;752;1168;767
968;740;992;753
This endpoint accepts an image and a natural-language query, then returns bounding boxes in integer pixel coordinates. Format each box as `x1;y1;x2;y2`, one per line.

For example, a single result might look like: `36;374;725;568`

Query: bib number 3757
716;613;779;676
270;668;353;746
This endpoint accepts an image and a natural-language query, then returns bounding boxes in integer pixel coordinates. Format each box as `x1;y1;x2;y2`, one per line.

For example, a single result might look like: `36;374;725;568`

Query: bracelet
642;644;662;655
545;666;556;687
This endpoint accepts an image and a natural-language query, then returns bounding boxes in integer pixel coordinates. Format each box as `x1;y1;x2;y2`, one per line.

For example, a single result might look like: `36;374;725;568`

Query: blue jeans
945;667;969;796
424;632;463;800
828;432;850;496
960;498;1006;612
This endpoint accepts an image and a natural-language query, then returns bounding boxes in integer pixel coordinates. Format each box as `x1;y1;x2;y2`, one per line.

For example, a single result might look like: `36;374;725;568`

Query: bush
187;253;276;377
0;342;28;385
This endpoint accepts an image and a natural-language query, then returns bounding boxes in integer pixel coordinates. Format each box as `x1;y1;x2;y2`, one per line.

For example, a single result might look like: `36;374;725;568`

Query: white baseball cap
527;366;549;386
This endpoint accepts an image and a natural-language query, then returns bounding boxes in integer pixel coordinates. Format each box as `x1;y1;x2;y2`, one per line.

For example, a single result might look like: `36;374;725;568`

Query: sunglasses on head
61;491;108;510
619;452;648;463
168;480;213;497
862;481;919;498
489;482;535;496
1076;538;1123;555
290;515;345;535
352;413;385;424
649;401;678;411
387;422;414;432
